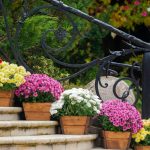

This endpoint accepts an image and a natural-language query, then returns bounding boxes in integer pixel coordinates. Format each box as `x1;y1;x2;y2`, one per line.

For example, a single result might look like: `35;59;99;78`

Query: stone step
92;148;119;150
0;107;22;121
92;148;112;150
0;134;97;150
0;121;58;137
92;147;132;150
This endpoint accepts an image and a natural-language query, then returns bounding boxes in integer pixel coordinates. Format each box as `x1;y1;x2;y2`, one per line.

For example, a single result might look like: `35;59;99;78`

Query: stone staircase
0;107;22;121
0;107;104;150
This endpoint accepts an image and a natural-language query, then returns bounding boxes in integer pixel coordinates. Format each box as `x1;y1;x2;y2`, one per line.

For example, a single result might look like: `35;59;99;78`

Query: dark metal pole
142;52;150;119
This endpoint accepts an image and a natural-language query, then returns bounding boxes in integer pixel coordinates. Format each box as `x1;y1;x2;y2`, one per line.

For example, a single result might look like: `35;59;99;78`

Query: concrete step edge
0;121;58;128
0;134;97;145
92;148;120;150
0;107;22;113
92;148;133;150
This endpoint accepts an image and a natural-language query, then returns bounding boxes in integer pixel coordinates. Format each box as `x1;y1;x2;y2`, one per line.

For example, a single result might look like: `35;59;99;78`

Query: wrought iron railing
0;0;150;118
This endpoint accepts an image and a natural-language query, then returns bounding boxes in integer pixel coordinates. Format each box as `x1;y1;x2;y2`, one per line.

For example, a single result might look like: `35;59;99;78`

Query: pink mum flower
141;11;148;17
134;1;140;6
15;74;64;100
99;99;143;133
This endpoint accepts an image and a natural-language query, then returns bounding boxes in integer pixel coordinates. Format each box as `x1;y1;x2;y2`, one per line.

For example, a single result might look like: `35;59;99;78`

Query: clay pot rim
61;116;90;117
135;145;150;147
102;130;131;133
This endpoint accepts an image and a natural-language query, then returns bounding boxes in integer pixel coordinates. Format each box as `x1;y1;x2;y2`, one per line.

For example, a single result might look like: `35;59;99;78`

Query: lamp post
142;52;150;118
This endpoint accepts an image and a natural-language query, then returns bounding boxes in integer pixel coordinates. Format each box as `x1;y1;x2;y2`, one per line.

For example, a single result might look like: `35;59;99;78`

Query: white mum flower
82;98;88;103
51;101;64;110
89;100;96;105
51;102;57;108
93;106;98;112
75;96;83;102
77;99;81;103
56;103;64;109
86;94;91;99
96;110;100;114
58;88;103;115
147;7;150;12
63;90;72;95
70;93;79;99
95;99;102;104
59;95;64;101
71;101;76;105
92;95;99;99
69;94;74;99
50;109;58;115
99;103;102;109
86;102;91;108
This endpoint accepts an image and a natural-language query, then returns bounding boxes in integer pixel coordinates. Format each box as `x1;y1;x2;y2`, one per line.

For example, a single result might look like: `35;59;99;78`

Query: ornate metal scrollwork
93;50;142;105
113;77;141;105
41;10;78;54
10;4;80;73
0;0;146;107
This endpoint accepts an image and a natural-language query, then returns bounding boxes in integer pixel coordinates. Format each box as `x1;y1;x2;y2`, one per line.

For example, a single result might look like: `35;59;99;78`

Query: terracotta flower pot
102;131;131;150
60;116;90;135
135;146;150;150
23;102;51;120
0;90;14;107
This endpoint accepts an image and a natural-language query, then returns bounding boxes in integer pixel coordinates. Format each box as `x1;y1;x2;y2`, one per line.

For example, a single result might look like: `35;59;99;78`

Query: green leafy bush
120;55;143;77
18;15;58;51
27;55;69;80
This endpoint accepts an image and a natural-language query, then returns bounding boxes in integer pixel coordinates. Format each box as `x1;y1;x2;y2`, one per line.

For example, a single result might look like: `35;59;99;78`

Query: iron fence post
142;52;150;118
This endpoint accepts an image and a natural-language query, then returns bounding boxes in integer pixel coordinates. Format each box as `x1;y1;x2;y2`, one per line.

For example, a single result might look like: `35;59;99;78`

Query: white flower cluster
147;7;150;12
50;88;102;115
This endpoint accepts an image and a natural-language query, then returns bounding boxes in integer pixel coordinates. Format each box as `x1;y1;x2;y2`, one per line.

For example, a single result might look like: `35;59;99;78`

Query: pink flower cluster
122;1;148;17
134;1;140;6
141;11;148;17
99;99;143;133
15;74;64;100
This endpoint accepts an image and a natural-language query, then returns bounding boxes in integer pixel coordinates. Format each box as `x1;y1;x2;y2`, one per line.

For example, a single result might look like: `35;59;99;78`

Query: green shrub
18;15;58;51
120;55;143;77
27;55;69;80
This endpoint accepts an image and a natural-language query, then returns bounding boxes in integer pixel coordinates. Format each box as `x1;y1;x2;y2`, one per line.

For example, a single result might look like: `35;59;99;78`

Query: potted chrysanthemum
50;88;102;134
0;60;30;106
15;74;64;120
132;119;150;150
97;99;143;150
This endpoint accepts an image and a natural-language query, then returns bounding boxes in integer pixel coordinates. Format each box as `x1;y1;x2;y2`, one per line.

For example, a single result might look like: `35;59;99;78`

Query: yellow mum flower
0;61;30;90
0;72;4;76
135;137;141;143
0;61;9;68
132;134;137;138
132;119;150;144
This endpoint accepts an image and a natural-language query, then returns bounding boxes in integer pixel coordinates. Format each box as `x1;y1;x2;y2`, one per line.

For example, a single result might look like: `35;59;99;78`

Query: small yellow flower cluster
132;119;150;143
0;61;30;88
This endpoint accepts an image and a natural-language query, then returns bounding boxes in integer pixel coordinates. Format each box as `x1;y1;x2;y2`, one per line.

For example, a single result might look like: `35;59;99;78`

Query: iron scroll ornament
14;4;104;70
113;77;141;105
14;4;78;59
94;52;142;104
